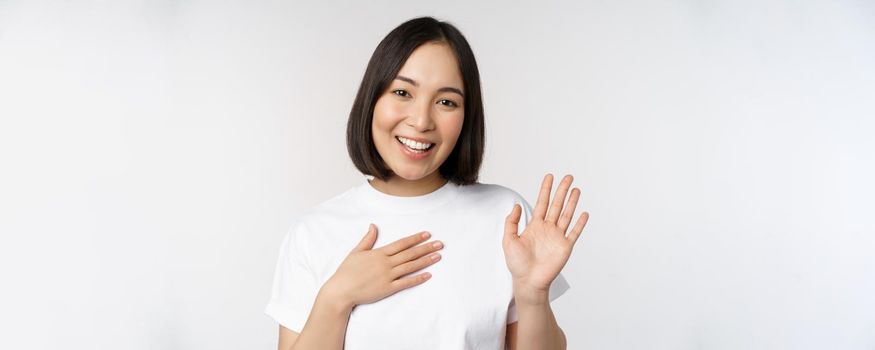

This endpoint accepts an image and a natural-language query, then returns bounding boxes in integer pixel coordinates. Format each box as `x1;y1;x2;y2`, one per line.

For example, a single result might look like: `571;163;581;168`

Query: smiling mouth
396;136;435;152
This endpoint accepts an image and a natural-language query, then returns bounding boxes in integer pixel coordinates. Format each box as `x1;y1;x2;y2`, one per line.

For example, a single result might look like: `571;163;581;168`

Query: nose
405;98;435;132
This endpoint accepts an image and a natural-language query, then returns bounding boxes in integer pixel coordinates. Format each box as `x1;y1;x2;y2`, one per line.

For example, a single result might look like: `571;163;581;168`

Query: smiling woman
265;16;576;350
345;17;486;194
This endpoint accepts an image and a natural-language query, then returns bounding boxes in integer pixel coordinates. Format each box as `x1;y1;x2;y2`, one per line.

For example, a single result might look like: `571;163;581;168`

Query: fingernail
432;241;443;248
422;232;431;238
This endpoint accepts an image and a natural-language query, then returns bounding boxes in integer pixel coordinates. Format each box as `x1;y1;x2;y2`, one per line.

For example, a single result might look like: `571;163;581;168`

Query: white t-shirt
264;176;570;349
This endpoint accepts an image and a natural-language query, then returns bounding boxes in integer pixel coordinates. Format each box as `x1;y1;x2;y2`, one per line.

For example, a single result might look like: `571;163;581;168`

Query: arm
507;283;566;350
281;287;354;350
502;174;587;350
278;325;299;350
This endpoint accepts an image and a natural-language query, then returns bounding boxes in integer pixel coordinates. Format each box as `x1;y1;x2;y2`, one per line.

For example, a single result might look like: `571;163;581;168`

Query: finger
546;174;573;224
391;251;441;279
567;211;590;245
379;230;431;256
389;239;443;265
504;203;522;242
352;223;378;253
390;272;432;293
532;173;553;220
557;187;581;232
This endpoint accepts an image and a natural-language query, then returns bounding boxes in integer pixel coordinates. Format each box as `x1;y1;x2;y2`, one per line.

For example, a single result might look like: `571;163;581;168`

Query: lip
396;136;435;161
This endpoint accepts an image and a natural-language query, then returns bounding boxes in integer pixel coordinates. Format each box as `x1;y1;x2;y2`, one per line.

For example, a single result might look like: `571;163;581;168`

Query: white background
1;0;873;349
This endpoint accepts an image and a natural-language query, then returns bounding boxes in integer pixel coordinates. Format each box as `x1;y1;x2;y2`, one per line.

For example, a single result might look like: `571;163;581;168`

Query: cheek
441;113;465;145
372;97;405;130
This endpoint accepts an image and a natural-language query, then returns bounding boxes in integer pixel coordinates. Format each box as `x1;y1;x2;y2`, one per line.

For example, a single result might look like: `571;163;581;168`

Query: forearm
512;282;566;350
288;288;354;350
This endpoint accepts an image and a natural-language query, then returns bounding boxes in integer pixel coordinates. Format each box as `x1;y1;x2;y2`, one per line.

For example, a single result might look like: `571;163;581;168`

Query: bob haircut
346;16;485;186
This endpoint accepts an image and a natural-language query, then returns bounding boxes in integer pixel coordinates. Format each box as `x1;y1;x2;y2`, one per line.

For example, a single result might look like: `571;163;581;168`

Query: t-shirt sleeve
264;221;321;333
506;195;572;324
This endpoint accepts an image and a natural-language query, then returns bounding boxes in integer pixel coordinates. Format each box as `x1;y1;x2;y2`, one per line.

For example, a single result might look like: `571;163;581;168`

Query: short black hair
346;16;485;186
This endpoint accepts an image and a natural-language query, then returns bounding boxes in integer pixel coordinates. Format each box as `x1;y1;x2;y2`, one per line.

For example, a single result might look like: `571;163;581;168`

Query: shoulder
459;181;531;208
283;184;360;241
457;182;536;234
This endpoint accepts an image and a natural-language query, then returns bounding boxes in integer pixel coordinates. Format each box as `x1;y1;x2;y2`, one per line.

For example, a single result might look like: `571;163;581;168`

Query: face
371;42;465;181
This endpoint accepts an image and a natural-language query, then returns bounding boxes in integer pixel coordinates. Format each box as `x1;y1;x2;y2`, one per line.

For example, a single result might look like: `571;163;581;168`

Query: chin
391;167;433;181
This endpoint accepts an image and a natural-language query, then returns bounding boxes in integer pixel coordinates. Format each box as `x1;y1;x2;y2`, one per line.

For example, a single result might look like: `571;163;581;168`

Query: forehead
396;42;463;89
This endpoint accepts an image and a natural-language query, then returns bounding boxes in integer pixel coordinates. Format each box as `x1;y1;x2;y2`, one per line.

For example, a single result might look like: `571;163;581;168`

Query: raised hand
502;173;589;296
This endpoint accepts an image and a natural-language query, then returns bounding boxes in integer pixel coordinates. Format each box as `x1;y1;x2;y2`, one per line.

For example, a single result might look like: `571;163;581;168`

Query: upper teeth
397;136;433;150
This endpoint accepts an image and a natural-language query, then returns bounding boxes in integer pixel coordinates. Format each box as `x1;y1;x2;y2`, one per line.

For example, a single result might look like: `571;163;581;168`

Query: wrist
317;282;355;314
512;280;550;306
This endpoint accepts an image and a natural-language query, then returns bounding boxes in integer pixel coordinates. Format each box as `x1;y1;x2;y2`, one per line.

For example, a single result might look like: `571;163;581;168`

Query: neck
368;172;448;197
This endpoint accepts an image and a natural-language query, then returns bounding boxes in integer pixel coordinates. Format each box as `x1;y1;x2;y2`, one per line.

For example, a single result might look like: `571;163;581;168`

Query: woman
265;16;589;350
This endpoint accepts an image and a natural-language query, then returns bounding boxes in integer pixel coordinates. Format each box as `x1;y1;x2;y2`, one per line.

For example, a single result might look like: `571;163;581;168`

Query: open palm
502;173;590;291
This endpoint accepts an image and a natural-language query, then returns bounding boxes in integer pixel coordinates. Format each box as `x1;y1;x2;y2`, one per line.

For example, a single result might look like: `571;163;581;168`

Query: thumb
352;223;378;252
503;203;521;243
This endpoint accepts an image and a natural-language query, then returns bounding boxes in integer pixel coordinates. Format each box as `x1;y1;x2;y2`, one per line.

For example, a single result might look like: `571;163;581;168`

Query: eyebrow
395;75;464;98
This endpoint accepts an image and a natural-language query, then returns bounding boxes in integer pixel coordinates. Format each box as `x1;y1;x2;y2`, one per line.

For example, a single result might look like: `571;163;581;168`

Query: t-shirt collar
357;176;461;214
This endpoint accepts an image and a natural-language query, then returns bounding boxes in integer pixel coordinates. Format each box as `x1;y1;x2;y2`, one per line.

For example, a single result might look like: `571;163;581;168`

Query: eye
438;99;458;108
392;89;410;97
